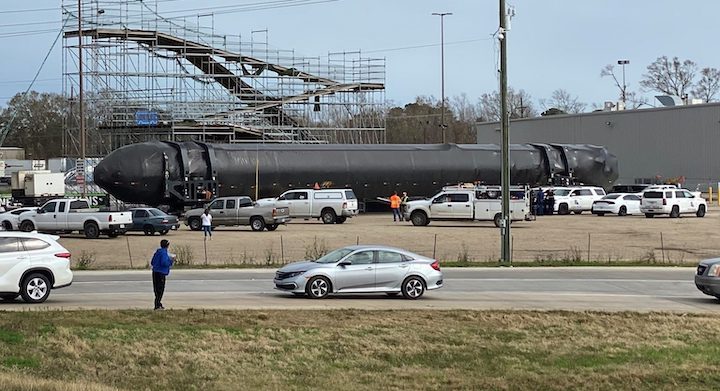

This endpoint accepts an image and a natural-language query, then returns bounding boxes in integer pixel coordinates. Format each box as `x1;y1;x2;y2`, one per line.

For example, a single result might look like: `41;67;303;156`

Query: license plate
120;224;125;228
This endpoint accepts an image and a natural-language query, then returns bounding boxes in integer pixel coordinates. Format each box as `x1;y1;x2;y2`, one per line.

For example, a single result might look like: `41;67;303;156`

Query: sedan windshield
315;248;354;263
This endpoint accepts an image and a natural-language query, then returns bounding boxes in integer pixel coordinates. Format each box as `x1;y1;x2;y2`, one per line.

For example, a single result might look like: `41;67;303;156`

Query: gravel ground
53;205;720;268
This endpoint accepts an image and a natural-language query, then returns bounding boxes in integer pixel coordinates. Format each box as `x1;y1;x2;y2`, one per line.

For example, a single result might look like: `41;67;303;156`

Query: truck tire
494;213;502;228
250;217;266;231
669;205;680;218
410;211;428;226
697;205;706;217
20;220;34;232
321;208;336;224
84;222;100;239
188;217;202;231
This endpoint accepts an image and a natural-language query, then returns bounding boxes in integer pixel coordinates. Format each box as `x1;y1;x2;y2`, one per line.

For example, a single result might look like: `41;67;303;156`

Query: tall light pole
499;0;511;264
78;0;86;197
432;12;452;144
618;59;629;107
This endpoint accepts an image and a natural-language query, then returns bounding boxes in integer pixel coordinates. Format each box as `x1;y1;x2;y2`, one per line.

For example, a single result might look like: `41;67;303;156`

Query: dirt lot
56;205;720;268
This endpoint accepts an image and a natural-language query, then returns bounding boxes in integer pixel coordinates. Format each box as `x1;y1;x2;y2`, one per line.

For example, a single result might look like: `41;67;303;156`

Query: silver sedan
273;245;443;299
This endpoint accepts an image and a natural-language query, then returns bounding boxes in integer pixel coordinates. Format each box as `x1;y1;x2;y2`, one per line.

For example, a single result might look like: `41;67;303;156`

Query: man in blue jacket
151;239;174;310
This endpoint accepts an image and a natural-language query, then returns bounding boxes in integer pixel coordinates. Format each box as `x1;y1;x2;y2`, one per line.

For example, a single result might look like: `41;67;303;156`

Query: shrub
75;250;96;270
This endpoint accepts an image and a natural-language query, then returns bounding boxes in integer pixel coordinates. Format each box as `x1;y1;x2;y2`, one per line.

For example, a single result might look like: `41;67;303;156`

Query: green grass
1;310;720;390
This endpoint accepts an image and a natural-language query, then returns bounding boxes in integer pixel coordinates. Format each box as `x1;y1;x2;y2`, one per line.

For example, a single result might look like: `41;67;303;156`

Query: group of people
532;189;556;215
389;191;409;222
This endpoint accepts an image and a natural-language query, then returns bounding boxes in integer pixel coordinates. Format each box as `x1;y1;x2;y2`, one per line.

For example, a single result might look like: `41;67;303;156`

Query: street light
617;59;629;106
432;12;452;144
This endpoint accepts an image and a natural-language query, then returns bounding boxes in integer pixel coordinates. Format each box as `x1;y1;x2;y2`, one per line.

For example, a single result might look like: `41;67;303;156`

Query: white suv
550;186;606;214
640;189;707;218
0;232;73;303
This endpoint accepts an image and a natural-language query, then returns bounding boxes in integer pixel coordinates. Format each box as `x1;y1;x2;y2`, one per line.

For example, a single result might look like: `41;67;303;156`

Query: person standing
400;191;409;221
201;208;213;240
535;189;544;216
151;239;174;310
390;191;402;222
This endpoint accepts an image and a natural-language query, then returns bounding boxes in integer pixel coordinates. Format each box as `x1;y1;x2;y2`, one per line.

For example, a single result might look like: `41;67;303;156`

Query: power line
362;37;492;54
0;17;67;145
0;7;56;15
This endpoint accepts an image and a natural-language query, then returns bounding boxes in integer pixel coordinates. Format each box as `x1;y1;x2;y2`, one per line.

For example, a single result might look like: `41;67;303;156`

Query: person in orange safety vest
390;191;402;222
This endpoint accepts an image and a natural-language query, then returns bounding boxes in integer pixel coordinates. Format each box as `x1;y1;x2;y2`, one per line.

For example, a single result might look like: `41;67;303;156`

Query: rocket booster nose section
95;142;168;205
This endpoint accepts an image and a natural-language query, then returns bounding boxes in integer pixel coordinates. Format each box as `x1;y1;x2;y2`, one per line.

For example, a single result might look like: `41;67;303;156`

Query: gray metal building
475;103;720;190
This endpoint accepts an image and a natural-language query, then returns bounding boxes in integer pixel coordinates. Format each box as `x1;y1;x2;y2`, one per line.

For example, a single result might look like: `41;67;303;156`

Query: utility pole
432;12;452;144
78;0;86;197
618;59;629;107
499;0;511;264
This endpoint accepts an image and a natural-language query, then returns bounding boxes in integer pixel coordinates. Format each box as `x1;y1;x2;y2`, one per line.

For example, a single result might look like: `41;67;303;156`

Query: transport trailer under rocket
94;141;618;209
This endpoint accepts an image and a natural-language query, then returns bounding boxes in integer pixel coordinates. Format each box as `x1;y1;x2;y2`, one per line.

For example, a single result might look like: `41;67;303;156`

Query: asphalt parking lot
55;206;720;268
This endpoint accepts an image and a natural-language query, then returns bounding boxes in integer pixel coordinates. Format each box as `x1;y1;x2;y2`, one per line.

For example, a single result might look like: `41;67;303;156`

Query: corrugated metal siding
475;103;720;189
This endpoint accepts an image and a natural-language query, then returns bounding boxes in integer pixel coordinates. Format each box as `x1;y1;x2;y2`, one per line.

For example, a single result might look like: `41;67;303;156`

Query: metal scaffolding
61;0;386;156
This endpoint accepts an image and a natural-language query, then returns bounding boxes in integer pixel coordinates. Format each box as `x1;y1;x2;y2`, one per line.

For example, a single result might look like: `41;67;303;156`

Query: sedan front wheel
306;276;331;299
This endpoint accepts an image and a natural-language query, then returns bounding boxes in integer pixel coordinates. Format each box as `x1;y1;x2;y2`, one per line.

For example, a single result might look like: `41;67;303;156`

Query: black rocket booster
94;141;618;209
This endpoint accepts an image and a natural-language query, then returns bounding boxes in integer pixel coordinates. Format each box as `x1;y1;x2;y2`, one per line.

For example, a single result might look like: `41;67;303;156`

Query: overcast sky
1;0;718;110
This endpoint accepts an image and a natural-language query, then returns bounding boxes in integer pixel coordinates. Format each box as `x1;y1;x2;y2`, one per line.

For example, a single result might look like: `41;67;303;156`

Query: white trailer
11;171;66;206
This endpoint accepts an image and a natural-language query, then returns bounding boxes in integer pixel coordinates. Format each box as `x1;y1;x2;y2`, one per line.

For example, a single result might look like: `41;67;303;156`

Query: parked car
0;232;73;303
591;193;641;216
554;186;607;214
695;258;720;300
0;207;37;231
185;196;290;232
640;189;707;218
273;245;443;299
129;208;180;235
609;184;650;194
257;188;359;224
19;198;132;239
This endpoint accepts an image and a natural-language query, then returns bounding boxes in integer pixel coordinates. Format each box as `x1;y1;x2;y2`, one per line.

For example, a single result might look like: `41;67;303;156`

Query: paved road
2;267;719;313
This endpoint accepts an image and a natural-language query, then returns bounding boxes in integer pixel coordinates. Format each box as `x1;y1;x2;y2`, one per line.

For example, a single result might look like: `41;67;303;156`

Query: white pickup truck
403;185;531;227
257;188;359;224
18;198;132;239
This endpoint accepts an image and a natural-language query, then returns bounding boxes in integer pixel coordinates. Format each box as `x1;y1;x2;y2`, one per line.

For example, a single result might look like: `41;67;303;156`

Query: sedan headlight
278;271;306;279
708;264;720;277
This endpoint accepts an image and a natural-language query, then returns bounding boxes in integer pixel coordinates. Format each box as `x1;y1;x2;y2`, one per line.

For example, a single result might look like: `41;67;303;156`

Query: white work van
257;188;359;224
403;185;531;227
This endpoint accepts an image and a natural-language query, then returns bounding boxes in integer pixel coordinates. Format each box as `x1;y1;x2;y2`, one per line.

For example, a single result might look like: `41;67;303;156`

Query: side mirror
37;209;45;214
338;260;352;267
278;196;285;200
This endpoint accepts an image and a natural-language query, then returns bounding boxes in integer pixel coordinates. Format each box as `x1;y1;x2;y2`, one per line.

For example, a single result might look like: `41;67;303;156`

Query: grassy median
1;310;720;390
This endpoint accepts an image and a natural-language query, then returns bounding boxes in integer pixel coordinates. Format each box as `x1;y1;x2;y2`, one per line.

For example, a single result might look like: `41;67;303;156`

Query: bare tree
540;89;586;114
692;67;720;103
478;87;537;122
600;64;629;104
600;64;648;109
640;56;697;98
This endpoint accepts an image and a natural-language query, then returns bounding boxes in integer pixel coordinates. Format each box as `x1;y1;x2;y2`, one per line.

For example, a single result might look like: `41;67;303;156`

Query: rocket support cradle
93;141;618;209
